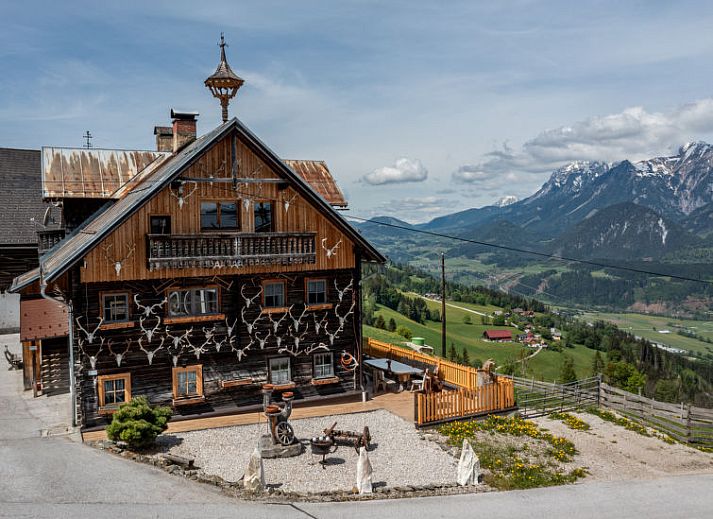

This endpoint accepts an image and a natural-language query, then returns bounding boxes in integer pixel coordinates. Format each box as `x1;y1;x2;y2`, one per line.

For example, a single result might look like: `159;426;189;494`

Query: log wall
71;268;360;427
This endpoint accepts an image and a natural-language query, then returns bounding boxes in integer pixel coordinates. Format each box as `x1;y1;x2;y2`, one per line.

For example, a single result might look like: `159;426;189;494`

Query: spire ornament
204;33;245;122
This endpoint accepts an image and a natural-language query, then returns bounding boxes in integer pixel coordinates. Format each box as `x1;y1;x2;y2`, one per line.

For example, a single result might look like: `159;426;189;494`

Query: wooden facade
13;118;383;429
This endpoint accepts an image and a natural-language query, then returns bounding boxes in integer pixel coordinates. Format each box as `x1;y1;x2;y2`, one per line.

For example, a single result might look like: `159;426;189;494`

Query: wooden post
441;252;446;359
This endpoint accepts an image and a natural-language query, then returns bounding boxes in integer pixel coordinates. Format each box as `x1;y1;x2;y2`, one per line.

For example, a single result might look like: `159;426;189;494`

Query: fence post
685;404;692;444
596;375;601;408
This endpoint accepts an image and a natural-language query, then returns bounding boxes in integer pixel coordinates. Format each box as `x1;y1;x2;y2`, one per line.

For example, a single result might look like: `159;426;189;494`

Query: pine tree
448;341;458;362
560;354;577;384
387;317;397;332
591;350;604;376
374;315;386;330
461;347;471;366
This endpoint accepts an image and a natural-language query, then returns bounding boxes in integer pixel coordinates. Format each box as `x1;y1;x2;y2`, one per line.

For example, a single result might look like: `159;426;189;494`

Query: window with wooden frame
269;357;291;385
167;287;220;317
101;292;130;323
149;215;171;234
172;365;203;399
98;373;131;410
253;201;274;232
263;281;286;308
306;279;327;305
313;351;334;379
200;201;238;231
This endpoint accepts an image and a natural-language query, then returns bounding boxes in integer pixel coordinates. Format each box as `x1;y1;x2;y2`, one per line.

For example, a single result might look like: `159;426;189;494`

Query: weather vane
83;130;93;148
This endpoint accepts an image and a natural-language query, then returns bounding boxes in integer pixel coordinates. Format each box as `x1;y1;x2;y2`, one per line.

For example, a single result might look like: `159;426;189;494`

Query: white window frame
269;357;291;384
313;351;334;379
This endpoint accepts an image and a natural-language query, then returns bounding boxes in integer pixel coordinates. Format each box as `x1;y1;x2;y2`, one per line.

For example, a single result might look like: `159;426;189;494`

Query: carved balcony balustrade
146;232;317;270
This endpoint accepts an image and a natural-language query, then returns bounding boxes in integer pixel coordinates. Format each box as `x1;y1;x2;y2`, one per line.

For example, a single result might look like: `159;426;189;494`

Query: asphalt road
1;334;712;518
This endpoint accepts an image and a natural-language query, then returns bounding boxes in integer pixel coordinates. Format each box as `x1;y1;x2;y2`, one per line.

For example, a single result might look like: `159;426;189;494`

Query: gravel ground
157;410;458;493
534;412;713;481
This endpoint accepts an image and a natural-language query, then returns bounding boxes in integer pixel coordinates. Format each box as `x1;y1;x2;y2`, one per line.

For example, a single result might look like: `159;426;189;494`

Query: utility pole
441;252;446;358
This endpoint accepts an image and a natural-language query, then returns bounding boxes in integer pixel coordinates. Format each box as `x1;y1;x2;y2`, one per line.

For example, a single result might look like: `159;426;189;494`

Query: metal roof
10;267;40;293
12;117;385;290
283;160;348;208
41;147;169;199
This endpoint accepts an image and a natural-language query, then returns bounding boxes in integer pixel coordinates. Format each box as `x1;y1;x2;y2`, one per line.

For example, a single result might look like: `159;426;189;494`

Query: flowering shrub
549;412;591;431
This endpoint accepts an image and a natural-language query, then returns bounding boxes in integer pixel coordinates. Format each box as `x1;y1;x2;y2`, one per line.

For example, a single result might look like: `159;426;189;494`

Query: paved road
1;334;712;518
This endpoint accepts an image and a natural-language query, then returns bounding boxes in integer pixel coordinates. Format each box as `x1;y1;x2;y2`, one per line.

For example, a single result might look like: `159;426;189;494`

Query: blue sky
3;1;713;222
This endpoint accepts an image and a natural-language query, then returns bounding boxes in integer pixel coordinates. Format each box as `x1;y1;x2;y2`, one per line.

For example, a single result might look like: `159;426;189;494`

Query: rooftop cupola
204;33;245;122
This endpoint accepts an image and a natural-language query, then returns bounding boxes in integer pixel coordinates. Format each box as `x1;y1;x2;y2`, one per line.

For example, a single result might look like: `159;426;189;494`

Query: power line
349;215;713;286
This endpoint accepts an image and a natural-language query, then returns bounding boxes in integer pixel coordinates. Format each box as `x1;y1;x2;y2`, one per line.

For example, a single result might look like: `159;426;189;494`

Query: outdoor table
364;358;423;392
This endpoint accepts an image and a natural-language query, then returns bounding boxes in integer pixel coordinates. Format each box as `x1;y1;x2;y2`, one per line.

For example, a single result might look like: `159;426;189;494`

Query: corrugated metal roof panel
41;147;169;199
283;159;348;207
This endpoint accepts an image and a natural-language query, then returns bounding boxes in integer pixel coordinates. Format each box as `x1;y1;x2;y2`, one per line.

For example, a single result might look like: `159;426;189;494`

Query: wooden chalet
10;40;385;429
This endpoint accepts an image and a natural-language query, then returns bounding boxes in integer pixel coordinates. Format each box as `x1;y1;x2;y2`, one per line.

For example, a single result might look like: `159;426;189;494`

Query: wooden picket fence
415;380;516;426
365;338;480;389
599;383;713;447
364;338;515;425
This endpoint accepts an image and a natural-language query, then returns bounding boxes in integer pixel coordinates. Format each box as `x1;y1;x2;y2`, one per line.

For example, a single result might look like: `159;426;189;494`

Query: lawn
581;311;713;356
364;302;598;382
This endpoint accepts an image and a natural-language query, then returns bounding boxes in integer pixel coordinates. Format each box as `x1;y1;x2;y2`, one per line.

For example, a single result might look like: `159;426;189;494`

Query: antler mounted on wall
335;301;356;330
169;180;198;209
139;316;162;342
76;316;103;344
165;326;192;367
281;191;298;213
288;305;308;333
107;339;131;367
240;285;263;309
230;335;254;362
321;238;342;259
137;336;165;365
78;337;103;370
101;242;136;277
267;310;287;334
241;307;264;334
334;278;354;303
134;295;166;318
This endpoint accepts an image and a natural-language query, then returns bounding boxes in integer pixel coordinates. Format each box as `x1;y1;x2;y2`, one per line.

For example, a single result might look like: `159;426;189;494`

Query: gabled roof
0;148;45;245
41;147;169;199
283;160;348;208
11;117;385;292
484;330;512;340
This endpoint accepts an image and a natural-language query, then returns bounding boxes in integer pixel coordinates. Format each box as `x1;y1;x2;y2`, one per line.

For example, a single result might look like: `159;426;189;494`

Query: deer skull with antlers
165;326;192;367
134;294;166;317
240;285;263;309
321;238;342;259
334;278;354;303
169;180;198;209
107;339;131;367
102;242;136;277
76;316;103;344
78;337;103;370
288;305;308;334
139;316;162;342
241;307;264;335
137;336;165;365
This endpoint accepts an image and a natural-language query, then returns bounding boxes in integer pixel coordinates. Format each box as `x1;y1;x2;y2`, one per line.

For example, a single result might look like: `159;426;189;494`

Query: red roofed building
483;329;512;342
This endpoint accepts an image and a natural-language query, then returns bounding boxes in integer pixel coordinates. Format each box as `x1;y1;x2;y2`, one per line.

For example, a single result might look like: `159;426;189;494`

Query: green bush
396;325;413;340
106;396;172;450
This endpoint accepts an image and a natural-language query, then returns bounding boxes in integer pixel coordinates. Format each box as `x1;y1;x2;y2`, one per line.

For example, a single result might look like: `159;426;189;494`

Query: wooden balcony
147;232;317;270
38;229;65;254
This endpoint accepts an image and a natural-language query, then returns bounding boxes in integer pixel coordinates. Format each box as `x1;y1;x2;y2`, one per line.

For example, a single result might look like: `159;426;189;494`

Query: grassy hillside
581;311;713;356
364;299;598;382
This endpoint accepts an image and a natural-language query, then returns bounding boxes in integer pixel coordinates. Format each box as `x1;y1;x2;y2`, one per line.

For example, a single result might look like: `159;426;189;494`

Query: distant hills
355;142;713;312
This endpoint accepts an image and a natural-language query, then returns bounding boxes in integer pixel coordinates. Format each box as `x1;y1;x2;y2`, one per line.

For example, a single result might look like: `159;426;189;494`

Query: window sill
172;395;206;407
271;381;296;391
100;321;136;331
261;307;289;315
306;303;333;311
164;314;225;325
98;405;122;415
310;376;340;386
219;378;254;389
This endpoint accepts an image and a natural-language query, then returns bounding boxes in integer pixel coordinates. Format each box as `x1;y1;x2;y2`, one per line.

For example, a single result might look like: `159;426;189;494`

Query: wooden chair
410;370;428;392
373;368;397;393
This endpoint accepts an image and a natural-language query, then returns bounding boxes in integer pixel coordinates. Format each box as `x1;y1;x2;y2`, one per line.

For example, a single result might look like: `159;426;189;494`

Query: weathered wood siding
80;134;355;283
72;269;360;427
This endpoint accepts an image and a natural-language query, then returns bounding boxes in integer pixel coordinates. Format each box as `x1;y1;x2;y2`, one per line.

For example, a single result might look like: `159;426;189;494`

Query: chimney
170;109;199;152
153;126;173;152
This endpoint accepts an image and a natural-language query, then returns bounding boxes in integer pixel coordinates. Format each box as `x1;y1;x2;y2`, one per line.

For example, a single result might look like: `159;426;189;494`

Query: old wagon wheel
275;421;295;446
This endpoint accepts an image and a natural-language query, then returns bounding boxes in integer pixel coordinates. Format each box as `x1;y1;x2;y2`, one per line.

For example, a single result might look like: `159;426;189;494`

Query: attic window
201;201;238;230
254;202;274;232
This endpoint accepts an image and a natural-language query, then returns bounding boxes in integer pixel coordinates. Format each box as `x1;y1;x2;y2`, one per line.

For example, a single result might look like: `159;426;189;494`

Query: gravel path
534;412;713;481
157;410;457;493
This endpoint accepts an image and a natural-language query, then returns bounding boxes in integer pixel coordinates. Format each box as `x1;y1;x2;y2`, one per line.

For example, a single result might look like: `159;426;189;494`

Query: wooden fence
507;375;601;418
599;383;713;447
365;338;480;389
415;380;516;426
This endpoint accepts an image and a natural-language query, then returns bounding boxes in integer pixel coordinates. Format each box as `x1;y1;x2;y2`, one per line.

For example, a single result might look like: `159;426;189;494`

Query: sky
3;1;713;223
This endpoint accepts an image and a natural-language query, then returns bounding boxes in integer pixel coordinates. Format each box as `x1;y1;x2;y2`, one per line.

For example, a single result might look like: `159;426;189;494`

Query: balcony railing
38;229;65;254
147;232;317;270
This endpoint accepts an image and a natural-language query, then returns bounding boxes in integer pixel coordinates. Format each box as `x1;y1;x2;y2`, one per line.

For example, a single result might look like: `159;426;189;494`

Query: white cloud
452;98;713;185
362;157;428;185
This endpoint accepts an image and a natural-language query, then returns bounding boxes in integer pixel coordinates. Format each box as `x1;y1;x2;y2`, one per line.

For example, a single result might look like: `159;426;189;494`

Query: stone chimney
153;126;173;152
170;109;199;152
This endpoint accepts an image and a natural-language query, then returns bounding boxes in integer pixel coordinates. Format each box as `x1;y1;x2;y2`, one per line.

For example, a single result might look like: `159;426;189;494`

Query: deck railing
415;382;516;426
147;232;317;270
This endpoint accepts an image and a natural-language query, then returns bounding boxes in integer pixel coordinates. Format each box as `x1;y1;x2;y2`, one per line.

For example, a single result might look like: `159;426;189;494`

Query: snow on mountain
495;195;518;207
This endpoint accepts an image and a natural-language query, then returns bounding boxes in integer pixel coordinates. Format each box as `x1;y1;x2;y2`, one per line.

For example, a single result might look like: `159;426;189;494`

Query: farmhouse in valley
10;38;385;429
482;329;512;342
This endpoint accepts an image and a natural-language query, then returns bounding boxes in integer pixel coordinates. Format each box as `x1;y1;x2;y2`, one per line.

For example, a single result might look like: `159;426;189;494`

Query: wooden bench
4;346;22;370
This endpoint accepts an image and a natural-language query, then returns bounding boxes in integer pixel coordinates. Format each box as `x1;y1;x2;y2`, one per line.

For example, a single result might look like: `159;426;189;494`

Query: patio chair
373;369;398;393
410;369;429;392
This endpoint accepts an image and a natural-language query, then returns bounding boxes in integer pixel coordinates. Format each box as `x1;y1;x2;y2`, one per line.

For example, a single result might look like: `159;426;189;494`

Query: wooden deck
82;391;414;442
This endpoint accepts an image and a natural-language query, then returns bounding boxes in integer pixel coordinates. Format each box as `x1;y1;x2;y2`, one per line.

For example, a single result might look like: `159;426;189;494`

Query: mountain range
358;141;713;263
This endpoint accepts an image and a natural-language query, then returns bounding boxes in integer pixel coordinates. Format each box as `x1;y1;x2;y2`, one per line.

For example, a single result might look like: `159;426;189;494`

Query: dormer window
201;201;238;230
